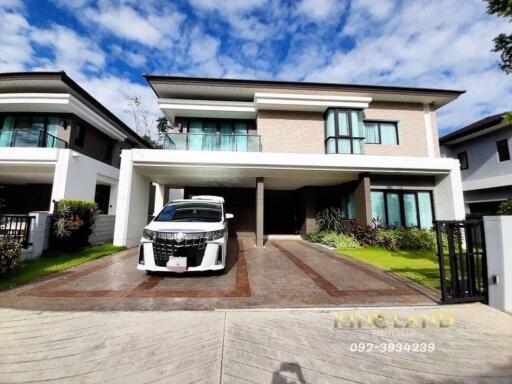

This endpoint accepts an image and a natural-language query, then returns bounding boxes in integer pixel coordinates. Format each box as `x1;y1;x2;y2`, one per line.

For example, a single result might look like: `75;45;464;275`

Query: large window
0;114;64;148
364;121;398;145
371;190;434;228
325;109;365;154
497;139;510;162
188;119;249;152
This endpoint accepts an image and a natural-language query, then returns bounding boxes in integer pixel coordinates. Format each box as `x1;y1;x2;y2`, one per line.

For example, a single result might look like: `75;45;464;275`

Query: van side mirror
225;213;234;220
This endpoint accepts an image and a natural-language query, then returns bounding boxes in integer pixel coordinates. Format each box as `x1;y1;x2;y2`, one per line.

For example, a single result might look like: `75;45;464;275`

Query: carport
113;149;463;248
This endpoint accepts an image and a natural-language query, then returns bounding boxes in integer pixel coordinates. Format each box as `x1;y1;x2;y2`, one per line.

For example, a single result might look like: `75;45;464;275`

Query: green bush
316;207;345;233
52;199;100;251
498;199;512;215
376;227;437;250
350;222;376;246
305;231;360;248
0;239;21;274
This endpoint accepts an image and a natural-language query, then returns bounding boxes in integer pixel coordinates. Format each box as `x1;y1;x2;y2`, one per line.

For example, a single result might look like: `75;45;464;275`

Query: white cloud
295;0;343;22
0;10;32;72
188;28;220;63
31;25;105;77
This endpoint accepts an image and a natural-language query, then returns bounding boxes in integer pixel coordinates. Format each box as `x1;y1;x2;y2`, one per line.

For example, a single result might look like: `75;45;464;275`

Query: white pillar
153;183;169;216
483;215;512;312
433;161;465;220
113;150;150;248
27;211;52;259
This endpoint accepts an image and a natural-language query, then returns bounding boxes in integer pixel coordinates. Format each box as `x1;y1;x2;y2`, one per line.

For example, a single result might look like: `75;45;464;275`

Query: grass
337;247;441;290
0;243;126;291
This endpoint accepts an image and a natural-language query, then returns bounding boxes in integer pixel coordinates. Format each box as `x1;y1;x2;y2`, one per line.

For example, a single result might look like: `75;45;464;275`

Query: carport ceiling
136;165;360;190
0;164;55;184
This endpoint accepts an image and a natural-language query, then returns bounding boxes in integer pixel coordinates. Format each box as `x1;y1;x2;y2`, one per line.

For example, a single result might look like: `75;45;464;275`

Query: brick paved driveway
0;239;435;311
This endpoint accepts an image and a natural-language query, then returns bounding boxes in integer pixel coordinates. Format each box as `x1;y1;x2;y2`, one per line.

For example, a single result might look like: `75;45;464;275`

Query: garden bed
0;243;126;290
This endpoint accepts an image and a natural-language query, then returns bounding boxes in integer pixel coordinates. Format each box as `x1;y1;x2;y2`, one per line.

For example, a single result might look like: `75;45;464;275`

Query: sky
0;0;510;138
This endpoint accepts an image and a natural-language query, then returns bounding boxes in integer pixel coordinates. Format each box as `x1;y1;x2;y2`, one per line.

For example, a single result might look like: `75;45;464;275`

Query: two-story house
113;76;466;248
440;113;512;214
0;71;149;216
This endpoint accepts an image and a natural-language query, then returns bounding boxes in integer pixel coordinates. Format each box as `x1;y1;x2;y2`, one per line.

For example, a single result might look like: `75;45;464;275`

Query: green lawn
0;243;126;290
337;247;441;290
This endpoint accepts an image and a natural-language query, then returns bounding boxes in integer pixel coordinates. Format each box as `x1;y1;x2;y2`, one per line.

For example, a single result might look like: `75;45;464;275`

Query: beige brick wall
257;110;325;154
363;102;432;157
256;102;440;157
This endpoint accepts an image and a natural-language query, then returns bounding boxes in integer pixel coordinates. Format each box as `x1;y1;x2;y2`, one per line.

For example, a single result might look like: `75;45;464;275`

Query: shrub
350;222;376;246
498;199;512;215
316;207;345;233
0;239;21;274
305;231;360;248
376;227;437;250
52;199;100;251
321;232;361;249
305;230;327;243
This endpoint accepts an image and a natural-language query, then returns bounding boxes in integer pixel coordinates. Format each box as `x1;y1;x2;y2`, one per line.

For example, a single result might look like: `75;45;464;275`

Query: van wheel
145;270;154;276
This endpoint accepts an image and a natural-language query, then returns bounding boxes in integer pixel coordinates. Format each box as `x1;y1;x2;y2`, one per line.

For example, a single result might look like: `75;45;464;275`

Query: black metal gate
434;220;488;304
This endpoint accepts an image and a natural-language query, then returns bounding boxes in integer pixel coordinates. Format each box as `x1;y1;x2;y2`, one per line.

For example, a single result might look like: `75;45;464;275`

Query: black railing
435;220;488;304
0;215;34;249
163;132;261;152
0;129;68;148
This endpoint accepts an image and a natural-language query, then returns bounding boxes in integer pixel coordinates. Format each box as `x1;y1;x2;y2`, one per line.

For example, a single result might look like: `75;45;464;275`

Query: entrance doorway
264;190;299;235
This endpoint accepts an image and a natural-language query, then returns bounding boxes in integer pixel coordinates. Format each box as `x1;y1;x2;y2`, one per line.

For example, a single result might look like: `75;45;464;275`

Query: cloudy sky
0;0;510;137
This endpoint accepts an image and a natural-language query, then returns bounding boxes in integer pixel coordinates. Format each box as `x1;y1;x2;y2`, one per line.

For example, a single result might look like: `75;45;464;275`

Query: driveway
0;239;434;311
1;304;511;383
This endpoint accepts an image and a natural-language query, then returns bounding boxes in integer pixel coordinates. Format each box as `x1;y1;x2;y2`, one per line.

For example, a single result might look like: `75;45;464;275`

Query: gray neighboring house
440;113;512;214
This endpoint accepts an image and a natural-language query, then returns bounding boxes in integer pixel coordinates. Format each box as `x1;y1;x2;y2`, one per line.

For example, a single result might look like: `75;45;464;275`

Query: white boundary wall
484;215;512;312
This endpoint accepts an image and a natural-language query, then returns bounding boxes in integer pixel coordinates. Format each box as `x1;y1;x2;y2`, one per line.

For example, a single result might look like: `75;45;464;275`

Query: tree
485;0;512;123
156;116;173;140
121;92;161;148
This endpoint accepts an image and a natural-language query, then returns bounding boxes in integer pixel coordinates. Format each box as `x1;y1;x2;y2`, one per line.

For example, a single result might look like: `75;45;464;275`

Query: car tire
145;270;154;276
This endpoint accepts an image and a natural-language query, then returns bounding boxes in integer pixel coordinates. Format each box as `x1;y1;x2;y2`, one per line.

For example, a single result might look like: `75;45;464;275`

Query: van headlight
143;229;155;240
207;229;224;241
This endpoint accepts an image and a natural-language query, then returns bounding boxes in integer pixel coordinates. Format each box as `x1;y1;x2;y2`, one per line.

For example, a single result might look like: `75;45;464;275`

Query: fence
0;215;34;248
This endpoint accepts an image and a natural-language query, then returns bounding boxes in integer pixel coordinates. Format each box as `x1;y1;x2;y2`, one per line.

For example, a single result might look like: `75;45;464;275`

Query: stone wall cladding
90;215;115;245
257;110;325;154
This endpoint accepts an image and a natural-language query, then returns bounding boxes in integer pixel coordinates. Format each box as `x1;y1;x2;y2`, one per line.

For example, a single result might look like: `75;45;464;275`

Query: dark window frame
364;120;399;145
497;139;510;162
372;189;435;228
324;108;365;154
457;151;469;170
177;117;255;134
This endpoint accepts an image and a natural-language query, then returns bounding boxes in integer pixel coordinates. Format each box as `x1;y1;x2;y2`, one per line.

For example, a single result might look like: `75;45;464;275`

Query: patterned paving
1;304;511;383
0;239;433;311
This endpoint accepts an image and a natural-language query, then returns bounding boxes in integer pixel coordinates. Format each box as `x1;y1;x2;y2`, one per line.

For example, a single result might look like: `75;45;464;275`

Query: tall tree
485;0;512;122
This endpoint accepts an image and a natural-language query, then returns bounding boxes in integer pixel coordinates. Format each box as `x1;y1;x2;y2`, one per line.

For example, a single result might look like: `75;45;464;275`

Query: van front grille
152;232;208;267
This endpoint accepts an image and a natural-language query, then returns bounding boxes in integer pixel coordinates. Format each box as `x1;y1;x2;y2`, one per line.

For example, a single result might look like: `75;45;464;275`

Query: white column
433;161;465;220
27;211;52;259
153;183;169;216
113;150;150;248
484;216;512;312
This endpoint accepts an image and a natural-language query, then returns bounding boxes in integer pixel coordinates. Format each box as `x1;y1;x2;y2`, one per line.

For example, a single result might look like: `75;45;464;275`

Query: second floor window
497;139;510;162
457;151;468;170
364;121;398;145
325;109;365;154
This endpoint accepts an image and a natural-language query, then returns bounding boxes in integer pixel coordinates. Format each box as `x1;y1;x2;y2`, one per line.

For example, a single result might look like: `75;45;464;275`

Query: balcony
164;132;261;152
0;129;68;149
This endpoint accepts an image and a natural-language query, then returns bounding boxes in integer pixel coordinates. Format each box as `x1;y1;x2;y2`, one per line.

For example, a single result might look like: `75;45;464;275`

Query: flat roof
0;71;150;148
439;113;507;145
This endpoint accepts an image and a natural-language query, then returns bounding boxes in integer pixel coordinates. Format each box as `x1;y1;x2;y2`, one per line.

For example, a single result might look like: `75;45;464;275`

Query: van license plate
166;257;187;272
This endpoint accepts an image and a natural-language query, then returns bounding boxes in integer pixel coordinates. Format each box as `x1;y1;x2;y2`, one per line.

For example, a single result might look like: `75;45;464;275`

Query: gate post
483;215;512;312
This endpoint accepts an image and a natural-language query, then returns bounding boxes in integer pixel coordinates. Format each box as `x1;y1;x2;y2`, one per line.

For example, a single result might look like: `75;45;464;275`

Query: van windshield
155;202;222;222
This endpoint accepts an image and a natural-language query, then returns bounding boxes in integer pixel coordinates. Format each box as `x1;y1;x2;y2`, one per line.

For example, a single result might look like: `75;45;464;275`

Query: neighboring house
113;76;466;248
440;113;512;214
0;71;149;216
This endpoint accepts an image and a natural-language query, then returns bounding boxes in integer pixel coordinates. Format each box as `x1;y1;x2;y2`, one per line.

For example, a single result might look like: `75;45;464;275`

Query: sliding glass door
371;190;434;228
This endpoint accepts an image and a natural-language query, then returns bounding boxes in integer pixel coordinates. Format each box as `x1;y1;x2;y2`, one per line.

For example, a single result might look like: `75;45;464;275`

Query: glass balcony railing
164;132;261;152
0;129;68;149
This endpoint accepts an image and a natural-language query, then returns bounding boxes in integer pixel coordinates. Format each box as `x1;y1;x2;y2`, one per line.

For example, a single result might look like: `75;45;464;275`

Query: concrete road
0;304;511;383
